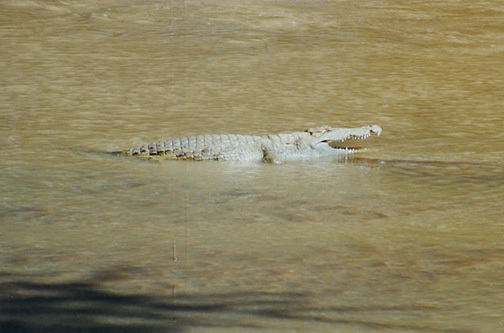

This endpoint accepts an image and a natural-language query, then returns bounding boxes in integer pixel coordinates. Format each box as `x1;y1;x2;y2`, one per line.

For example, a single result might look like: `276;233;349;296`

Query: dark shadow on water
0;271;470;332
0;280;178;332
0;272;300;333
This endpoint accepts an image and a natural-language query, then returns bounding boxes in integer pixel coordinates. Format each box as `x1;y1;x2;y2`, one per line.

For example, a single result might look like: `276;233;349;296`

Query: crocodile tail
81;151;124;157
95;150;124;156
103;151;124;156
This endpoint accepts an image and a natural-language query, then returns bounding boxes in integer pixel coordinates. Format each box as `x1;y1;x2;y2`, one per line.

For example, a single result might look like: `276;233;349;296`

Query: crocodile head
307;124;382;153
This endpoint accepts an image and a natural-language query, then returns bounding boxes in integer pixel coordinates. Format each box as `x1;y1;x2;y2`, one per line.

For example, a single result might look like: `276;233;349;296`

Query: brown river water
1;0;504;332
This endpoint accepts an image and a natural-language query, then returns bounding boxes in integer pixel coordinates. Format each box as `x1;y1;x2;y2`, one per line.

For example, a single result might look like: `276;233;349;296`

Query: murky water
1;0;504;331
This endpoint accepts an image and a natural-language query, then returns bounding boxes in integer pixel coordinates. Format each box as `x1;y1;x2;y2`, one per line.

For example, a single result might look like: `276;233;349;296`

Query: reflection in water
1;0;504;331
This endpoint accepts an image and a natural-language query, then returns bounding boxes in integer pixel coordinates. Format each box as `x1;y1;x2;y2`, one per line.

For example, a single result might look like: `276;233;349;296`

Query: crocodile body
117;125;382;163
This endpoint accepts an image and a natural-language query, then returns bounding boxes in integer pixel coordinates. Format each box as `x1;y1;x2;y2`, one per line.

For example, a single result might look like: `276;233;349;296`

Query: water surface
1;0;503;331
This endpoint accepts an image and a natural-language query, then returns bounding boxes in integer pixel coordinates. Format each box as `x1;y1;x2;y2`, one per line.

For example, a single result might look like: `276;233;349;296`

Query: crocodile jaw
309;125;382;152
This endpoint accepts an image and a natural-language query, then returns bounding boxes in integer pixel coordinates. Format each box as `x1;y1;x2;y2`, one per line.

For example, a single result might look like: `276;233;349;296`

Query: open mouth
325;138;366;151
322;131;377;152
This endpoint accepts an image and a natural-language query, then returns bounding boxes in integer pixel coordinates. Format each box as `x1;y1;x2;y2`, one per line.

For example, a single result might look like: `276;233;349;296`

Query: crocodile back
122;134;264;161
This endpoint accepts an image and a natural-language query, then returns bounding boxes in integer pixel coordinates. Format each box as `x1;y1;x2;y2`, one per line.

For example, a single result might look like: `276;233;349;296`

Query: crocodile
114;124;382;164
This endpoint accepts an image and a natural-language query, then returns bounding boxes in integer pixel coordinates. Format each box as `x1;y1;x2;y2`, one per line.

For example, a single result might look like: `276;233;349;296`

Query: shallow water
1;0;504;332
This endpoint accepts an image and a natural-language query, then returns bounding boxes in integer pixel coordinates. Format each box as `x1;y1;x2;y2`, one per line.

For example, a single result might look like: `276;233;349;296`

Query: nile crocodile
115;125;382;163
